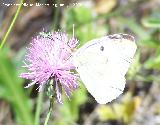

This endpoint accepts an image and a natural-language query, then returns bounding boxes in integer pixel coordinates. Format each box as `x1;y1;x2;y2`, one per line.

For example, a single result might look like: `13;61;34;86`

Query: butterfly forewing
73;34;137;104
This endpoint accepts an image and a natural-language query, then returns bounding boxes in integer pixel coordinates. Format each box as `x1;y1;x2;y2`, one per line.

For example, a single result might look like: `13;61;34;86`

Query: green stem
44;79;55;125
44;105;52;125
44;98;54;125
0;0;24;50
51;0;61;30
34;91;43;125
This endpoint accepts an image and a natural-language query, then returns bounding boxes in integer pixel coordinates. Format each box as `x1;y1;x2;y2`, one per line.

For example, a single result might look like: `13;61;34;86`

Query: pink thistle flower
20;31;79;103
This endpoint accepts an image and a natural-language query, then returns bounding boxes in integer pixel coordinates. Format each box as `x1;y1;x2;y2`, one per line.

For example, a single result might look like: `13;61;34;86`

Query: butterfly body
73;34;137;104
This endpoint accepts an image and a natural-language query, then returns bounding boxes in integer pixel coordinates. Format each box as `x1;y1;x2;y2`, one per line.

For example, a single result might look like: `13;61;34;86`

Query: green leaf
144;55;160;70
142;18;160;28
138;39;160;48
144;47;160;70
73;6;92;23
62;6;93;29
0;48;34;125
127;52;141;80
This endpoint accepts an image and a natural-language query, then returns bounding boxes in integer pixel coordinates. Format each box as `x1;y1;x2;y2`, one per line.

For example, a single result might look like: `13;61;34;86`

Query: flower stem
44;97;54;125
0;0;24;50
44;106;52;125
51;0;61;30
44;79;55;125
34;91;43;125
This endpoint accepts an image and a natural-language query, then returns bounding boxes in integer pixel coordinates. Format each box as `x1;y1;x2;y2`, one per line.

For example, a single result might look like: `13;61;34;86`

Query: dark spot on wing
100;46;104;51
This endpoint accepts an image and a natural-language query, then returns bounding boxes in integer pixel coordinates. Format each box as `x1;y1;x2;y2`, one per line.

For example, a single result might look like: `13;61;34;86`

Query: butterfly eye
100;46;104;51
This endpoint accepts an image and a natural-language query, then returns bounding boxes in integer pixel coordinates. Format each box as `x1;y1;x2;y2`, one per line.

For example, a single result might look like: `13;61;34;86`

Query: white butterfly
73;34;137;104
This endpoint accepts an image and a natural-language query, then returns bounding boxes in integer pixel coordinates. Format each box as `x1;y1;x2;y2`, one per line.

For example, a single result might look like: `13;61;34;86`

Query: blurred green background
0;0;160;125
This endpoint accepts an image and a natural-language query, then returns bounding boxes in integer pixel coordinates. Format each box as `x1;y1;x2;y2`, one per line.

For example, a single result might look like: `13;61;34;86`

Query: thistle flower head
20;31;79;103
